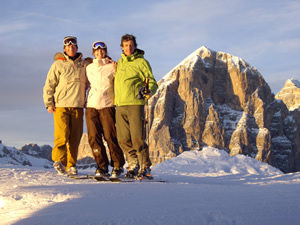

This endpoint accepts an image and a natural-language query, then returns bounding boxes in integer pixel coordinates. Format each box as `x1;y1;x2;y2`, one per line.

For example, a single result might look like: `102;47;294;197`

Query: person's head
92;41;107;60
120;34;137;56
63;36;78;57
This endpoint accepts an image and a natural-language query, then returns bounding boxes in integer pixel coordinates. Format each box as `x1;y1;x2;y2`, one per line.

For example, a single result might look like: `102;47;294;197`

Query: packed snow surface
1;147;300;225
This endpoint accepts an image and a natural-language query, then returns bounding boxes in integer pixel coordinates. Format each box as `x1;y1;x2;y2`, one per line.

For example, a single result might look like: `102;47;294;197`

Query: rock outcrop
0;144;32;166
19;143;52;161
78;133;94;160
147;46;300;173
275;79;300;111
275;79;300;170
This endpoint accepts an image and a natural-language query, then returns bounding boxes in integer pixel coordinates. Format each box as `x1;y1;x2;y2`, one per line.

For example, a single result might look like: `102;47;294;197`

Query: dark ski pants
52;107;83;170
116;105;151;171
85;107;125;169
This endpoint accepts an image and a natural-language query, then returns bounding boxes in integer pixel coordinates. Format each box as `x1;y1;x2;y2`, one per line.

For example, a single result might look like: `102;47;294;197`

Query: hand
112;61;117;70
47;105;56;113
107;58;117;70
138;87;151;100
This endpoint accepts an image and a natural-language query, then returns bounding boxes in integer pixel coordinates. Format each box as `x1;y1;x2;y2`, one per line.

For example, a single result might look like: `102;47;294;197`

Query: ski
67;174;167;183
67;174;109;181
67;174;89;180
109;176;167;183
135;177;166;183
109;177;135;183
87;174;110;181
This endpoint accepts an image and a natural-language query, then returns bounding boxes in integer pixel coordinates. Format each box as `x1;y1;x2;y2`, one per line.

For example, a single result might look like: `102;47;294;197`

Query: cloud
0;21;32;33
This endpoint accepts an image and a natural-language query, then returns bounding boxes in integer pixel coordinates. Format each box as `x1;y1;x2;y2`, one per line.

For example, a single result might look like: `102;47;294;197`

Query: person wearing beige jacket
85;41;125;178
43;36;89;175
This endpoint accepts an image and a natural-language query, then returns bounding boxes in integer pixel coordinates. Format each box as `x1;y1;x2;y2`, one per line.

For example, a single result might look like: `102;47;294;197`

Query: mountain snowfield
1;147;300;225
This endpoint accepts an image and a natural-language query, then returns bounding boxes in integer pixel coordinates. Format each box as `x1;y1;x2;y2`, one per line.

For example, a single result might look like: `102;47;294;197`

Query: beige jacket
43;52;88;108
86;58;115;109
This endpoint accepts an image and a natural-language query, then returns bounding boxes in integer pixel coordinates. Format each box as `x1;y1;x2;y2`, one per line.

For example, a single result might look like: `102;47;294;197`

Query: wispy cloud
21;12;75;24
0;21;32;33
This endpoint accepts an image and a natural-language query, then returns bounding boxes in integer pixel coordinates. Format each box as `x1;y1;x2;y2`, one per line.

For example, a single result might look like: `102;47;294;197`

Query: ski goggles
92;41;107;49
63;36;77;46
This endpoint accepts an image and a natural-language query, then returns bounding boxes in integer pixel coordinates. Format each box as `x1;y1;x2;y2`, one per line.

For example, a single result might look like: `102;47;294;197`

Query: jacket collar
121;49;144;62
64;52;82;62
93;58;111;66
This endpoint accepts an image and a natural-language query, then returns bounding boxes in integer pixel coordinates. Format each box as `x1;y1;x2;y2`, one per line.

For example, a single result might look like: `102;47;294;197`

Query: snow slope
1;147;300;225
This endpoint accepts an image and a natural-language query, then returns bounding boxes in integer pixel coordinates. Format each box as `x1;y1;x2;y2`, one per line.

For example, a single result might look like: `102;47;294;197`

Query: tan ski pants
52;107;83;170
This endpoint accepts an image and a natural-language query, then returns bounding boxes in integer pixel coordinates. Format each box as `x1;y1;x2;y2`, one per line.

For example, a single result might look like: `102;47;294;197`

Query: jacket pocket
56;81;80;103
56;86;67;103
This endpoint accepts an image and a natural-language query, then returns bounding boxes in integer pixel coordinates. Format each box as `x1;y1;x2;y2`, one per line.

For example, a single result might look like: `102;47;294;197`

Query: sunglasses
63;37;77;46
93;41;107;49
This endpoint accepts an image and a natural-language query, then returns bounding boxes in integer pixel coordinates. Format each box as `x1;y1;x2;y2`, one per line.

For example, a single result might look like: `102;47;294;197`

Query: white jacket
86;58;115;109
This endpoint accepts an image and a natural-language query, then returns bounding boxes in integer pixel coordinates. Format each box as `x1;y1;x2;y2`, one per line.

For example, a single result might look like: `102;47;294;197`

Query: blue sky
0;0;300;148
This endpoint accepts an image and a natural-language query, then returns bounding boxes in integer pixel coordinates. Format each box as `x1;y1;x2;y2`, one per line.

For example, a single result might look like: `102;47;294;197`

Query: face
94;48;106;59
122;40;135;56
64;44;78;57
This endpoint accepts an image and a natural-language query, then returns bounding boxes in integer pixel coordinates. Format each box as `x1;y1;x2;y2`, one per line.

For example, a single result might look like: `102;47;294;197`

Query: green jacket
43;52;88;108
114;49;158;106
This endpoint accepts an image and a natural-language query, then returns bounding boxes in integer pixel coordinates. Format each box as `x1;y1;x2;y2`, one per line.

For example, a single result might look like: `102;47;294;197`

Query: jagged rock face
19;143;52;161
77;133;97;168
0;144;32;166
148;65;206;163
229;112;258;157
78;133;94;160
147;46;300;173
255;128;273;165
291;110;300;171
202;105;225;149
274;82;300;171
275;79;300;111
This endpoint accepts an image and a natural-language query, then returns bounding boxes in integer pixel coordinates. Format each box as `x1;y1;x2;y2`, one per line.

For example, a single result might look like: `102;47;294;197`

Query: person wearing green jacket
114;34;158;178
43;36;89;175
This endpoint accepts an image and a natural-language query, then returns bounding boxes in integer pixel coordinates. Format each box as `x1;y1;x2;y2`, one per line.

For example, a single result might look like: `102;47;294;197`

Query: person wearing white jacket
85;41;125;178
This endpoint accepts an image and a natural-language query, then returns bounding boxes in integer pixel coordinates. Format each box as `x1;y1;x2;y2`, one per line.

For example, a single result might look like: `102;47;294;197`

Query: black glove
138;87;151;100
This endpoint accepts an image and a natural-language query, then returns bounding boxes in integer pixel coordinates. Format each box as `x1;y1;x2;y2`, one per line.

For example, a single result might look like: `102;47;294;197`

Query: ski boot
124;167;138;179
137;168;153;180
111;167;124;178
66;166;78;176
53;161;65;175
95;167;109;177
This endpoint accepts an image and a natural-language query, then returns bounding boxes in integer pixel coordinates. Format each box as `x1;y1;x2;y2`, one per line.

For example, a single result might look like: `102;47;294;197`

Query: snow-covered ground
1;147;300;225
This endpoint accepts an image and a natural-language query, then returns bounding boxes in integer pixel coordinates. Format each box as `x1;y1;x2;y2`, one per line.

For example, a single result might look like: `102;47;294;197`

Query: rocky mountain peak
275;79;300;111
147;46;300;173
